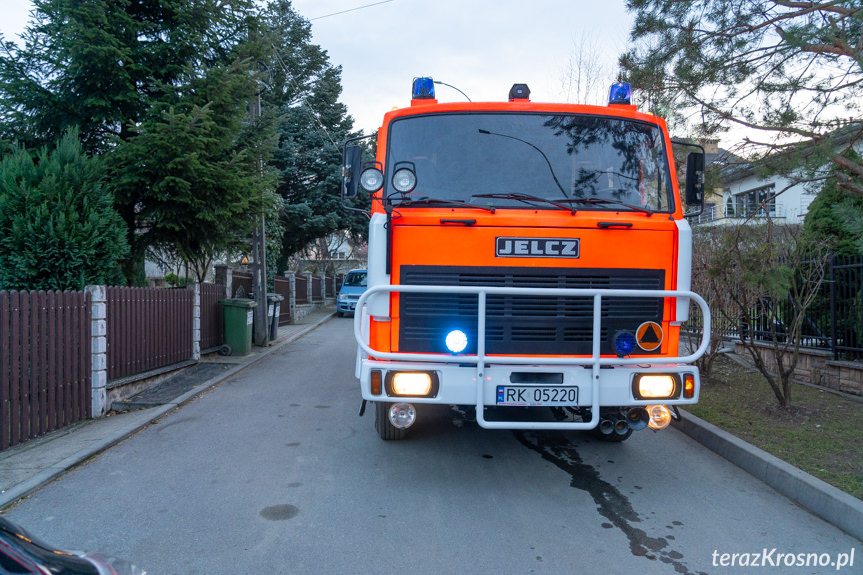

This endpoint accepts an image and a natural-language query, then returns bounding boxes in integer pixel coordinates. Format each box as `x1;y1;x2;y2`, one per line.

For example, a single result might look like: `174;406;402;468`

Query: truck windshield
386;112;674;213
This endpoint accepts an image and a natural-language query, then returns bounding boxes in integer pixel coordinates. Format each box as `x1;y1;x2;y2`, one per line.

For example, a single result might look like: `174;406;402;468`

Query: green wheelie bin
220;298;257;356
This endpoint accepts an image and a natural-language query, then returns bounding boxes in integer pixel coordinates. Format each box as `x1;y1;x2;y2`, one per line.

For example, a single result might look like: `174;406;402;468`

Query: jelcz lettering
496;237;579;258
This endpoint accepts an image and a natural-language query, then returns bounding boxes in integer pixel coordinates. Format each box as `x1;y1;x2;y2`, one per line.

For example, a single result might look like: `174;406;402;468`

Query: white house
689;127;861;227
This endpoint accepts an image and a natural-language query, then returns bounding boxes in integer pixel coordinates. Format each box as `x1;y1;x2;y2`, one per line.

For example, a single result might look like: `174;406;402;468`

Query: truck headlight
633;374;679;400
386;371;439;398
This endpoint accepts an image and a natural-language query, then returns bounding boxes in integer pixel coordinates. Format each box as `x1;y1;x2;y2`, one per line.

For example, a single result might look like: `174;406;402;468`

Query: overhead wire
269;43;342;153
265;1;396;150
309;0;396;21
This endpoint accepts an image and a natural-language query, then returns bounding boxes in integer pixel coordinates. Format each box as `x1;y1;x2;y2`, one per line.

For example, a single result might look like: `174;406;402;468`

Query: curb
673;409;863;542
0;312;335;510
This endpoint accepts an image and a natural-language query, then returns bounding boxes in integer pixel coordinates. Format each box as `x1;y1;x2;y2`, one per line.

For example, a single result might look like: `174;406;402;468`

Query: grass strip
686;354;863;501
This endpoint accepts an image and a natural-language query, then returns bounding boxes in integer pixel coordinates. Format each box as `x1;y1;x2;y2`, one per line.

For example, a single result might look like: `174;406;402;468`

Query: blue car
337;269;367;317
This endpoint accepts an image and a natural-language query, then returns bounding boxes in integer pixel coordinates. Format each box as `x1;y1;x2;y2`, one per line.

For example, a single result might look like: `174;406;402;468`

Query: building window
734;184;775;217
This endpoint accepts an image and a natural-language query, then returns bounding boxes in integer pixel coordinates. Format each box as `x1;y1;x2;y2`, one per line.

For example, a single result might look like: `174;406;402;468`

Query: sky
0;0;635;134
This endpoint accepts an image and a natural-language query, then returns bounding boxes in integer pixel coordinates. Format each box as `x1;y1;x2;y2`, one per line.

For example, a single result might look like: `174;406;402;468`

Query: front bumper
358;360;699;430
353;284;710;430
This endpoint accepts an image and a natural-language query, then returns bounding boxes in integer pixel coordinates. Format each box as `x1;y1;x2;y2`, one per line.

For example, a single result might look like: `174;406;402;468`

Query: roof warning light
608;82;632;105
412;77;435;99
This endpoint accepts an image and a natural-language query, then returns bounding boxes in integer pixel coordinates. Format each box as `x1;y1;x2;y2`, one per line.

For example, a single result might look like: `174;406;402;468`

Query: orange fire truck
342;78;710;440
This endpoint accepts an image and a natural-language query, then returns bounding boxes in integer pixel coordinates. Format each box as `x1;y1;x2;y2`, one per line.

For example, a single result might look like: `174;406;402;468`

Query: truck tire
375;402;409;440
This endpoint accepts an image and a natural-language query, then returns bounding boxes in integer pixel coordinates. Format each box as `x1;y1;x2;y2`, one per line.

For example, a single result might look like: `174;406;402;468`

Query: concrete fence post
85;285;108;417
306;273;313;303
288;273;296;317
191;282;201;361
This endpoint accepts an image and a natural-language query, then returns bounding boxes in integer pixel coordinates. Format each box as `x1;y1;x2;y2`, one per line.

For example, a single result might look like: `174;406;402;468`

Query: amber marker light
684;374;695;399
370;370;382;396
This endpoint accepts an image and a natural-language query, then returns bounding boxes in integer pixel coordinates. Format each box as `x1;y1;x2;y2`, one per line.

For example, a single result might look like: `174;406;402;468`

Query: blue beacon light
412;77;435;99
608;82;632;105
445;330;468;354
615;332;636;357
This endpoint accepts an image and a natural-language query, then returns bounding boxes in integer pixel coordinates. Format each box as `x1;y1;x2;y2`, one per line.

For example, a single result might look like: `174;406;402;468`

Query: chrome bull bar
353;285;711;430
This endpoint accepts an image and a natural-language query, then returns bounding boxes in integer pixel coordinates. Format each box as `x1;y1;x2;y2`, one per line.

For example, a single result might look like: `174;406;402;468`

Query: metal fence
692;255;863;361
295;275;308;304
311;276;322;301
0;290;91;451
824;256;863;360
231;271;253;298
273;276;292;326
106;287;193;380
199;282;224;351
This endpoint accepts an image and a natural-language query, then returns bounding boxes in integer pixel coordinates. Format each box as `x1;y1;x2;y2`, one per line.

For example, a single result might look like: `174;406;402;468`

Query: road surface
4;319;860;574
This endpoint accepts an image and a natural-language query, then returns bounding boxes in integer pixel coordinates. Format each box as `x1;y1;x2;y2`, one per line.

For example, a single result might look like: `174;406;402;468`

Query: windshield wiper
402;196;496;213
559;197;654;215
471;193;575;214
477;129;569;199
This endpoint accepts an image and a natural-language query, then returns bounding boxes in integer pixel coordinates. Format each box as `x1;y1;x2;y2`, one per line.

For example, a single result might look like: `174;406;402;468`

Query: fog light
635;374;677;399
391;167;417;193
392;372;432;396
389;402;416;429
647;405;671;430
445;330;468;353
359;167;384;192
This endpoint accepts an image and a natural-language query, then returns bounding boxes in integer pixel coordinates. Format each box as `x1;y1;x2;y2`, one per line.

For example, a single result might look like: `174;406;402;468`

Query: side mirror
342;145;363;199
685;152;705;206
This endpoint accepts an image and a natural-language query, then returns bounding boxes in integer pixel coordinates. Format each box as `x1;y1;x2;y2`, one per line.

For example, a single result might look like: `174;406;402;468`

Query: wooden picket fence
105;287;193;380
0;290;91;451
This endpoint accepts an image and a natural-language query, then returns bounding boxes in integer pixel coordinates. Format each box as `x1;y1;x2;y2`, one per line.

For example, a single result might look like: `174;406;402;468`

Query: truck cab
343;78;710;440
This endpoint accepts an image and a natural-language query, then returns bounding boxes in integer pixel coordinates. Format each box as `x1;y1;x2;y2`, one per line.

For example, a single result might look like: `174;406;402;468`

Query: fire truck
342;78;710;440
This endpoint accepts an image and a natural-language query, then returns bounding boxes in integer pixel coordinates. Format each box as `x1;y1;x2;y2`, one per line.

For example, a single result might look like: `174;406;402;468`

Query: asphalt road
5;319;860;574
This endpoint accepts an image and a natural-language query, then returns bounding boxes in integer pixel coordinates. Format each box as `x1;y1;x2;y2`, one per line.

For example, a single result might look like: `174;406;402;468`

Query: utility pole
249;91;268;347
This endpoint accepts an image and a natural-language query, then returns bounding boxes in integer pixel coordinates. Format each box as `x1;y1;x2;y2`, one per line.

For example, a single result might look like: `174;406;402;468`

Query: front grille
398;265;664;355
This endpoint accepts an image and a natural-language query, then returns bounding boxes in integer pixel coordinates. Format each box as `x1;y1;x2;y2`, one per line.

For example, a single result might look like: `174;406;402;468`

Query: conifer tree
621;1;863;195
0;129;128;290
259;1;369;270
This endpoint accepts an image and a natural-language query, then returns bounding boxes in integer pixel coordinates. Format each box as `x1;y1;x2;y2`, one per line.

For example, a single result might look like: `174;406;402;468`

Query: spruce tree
259;1;369;269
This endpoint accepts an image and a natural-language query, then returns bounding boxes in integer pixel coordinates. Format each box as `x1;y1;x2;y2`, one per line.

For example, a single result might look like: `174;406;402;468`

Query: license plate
496;385;579;406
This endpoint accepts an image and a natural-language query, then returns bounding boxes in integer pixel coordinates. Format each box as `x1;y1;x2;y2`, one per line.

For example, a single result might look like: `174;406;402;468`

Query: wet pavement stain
260;504;299;521
516;431;702;575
